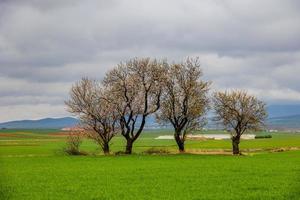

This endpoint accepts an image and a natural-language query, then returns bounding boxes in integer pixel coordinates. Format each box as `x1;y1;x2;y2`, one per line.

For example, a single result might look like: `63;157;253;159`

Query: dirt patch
0;133;18;137
0;139;61;142
186;149;232;155
188;152;233;155
48;132;70;136
186;149;233;155
184;147;300;155
241;147;300;153
269;147;300;152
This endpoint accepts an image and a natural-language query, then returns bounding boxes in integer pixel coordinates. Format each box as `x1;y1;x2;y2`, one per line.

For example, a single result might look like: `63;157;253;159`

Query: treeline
65;57;267;155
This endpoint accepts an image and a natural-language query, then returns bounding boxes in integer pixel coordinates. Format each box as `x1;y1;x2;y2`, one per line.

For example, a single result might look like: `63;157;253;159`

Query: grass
1;129;300;199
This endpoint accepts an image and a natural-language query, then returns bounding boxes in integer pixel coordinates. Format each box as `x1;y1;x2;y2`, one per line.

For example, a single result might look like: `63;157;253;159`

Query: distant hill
267;115;300;129
0;116;162;130
1;105;300;130
265;105;300;129
267;105;300;118
0;117;79;129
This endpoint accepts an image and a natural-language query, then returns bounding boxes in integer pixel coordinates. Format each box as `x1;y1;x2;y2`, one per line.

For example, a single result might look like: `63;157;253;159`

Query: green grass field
1;129;300;199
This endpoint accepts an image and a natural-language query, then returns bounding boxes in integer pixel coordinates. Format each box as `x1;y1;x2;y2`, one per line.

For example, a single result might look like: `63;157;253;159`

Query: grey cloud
0;0;299;121
200;52;300;103
0;77;70;97
0;95;64;106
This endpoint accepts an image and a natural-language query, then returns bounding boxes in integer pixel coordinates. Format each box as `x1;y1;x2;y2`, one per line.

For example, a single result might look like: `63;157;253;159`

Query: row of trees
66;57;267;155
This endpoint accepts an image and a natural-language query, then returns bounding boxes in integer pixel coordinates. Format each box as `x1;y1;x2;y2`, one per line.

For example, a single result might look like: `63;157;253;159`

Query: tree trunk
103;142;110;155
232;137;240;155
177;140;185;152
122;115;147;155
125;139;133;154
174;132;185;153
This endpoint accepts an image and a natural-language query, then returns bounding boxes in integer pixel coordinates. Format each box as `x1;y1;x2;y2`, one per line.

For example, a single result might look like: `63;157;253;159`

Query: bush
114;151;127;155
255;135;272;139
143;148;170;155
64;132;87;155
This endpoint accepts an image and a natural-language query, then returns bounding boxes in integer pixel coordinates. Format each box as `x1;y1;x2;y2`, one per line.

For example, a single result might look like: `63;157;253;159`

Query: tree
65;78;119;155
156;58;210;152
213;90;267;155
103;58;166;154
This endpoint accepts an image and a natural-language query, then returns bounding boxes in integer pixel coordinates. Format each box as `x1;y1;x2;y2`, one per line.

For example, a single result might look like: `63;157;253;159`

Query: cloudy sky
0;0;300;122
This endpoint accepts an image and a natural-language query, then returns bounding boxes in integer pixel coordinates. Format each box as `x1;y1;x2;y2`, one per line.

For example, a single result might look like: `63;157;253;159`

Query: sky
0;0;300;122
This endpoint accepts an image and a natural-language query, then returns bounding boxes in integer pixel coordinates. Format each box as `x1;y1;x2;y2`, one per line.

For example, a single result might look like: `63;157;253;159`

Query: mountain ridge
0;117;79;129
1;105;300;129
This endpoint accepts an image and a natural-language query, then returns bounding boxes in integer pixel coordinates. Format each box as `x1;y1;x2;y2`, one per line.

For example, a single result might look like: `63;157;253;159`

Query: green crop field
1;129;300;200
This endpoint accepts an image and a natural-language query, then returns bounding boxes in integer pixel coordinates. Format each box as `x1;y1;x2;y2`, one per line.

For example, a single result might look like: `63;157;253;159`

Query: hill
1;105;300;129
0;117;79;129
267;115;300;129
267;105;300;118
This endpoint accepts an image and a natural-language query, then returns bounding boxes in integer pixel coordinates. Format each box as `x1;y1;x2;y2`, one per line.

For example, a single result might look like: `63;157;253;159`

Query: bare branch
156;57;210;152
103;57;167;154
212;90;267;154
65;78;120;154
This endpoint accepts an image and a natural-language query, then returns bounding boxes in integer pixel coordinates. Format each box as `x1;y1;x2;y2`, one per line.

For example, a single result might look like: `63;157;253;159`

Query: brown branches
213;90;267;154
65;57;268;156
65;78;119;155
103;58;167;154
156;57;210;152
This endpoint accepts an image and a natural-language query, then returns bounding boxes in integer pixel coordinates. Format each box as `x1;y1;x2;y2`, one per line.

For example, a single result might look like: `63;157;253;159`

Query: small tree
64;131;83;155
156;58;210;152
213;90;267;155
103;58;166;154
66;78;119;155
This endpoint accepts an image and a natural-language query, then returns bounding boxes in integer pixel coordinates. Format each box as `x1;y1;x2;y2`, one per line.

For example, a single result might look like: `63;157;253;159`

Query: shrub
114;151;127;155
64;132;86;155
143;148;170;155
255;135;272;139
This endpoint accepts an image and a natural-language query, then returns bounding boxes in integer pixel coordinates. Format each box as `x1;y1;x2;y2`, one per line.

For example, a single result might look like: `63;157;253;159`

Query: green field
1;129;300;199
